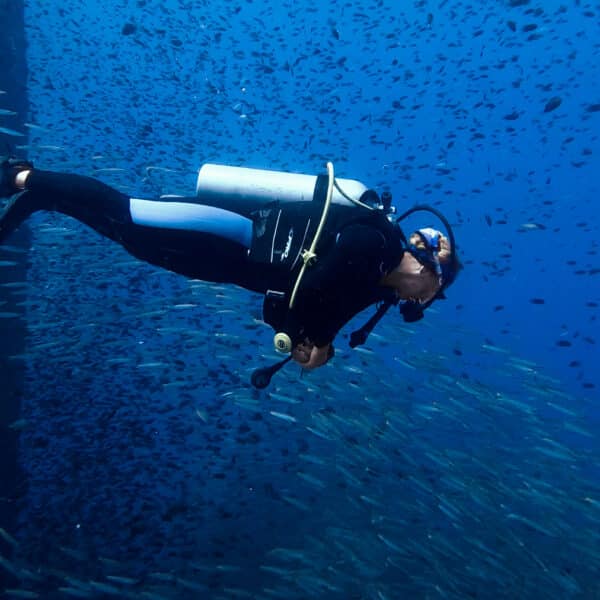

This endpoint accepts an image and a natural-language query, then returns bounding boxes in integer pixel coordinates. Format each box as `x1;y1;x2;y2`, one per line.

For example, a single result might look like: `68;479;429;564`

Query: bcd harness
250;162;459;388
257;163;459;354
253;162;391;354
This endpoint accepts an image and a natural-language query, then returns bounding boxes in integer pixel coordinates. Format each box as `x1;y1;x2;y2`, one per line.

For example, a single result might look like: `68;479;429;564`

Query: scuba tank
196;163;389;271
196;164;387;273
195;163;370;215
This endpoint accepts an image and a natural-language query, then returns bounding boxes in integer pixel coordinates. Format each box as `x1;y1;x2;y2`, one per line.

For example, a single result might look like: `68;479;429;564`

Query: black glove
1;157;34;198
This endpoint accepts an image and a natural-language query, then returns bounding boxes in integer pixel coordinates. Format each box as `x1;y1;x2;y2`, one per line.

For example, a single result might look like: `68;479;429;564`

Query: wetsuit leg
0;170;253;284
0;170;131;244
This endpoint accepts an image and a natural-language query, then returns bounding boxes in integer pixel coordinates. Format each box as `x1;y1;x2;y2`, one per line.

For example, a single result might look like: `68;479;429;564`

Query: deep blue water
1;0;599;598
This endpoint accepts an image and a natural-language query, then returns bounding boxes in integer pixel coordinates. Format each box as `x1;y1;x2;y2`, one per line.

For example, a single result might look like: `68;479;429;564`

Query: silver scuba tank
195;164;377;271
195;164;369;216
196;164;378;357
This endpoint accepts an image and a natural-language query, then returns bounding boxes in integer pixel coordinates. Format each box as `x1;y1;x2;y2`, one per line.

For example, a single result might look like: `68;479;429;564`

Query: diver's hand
292;340;333;370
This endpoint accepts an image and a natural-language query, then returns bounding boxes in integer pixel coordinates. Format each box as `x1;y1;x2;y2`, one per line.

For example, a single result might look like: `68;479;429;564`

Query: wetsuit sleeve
291;224;388;347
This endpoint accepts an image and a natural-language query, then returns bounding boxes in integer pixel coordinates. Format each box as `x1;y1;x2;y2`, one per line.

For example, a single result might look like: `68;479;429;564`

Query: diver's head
382;229;453;301
348;212;460;348
381;252;441;303
408;227;456;285
381;227;460;322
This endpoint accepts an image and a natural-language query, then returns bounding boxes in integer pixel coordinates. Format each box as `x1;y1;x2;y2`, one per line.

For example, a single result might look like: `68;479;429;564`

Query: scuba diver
0;157;460;387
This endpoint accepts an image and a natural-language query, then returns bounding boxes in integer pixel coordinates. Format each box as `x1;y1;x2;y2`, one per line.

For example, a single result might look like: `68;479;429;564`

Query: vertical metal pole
0;0;29;586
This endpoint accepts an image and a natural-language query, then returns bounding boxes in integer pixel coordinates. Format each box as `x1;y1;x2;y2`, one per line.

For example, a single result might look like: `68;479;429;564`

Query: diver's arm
291;224;388;347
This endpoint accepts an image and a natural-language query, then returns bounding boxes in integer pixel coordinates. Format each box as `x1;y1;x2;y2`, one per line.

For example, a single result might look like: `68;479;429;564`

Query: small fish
56;589;93;598
297;471;326;488
8;419;29;431
544;97;562;113
23;122;50;131
148;572;175;582
298;453;326;466
0;244;27;254
88;581;120;594
3;591;40;599
563;422;592;438
0;527;18;547
266;547;308;562
222;588;254;598
393;356;417;369
281;494;309;511
377;533;403;552
0;554;22;578
0;126;25;136
175;577;207;592
259;564;293;577
269;411;297;423
519;222;545;230
359;494;383;507
138;592;169;600
95;168;127;174
506;512;555;537
105;575;138;585
0;282;28;288
122;22;137;35
269;392;300;404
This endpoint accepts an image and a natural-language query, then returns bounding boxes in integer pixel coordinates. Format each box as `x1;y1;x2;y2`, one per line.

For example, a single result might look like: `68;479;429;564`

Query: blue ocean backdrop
0;0;599;598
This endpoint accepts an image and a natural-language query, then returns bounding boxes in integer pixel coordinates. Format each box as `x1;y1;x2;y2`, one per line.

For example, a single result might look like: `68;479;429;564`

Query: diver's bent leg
42;170;132;234
1;170;254;249
0;168;255;284
122;198;254;281
1;169;132;244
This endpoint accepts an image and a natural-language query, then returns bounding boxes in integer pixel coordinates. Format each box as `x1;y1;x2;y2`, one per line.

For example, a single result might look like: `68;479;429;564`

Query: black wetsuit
3;170;404;347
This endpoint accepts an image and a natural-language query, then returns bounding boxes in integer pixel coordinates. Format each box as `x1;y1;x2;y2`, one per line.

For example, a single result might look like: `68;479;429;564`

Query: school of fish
0;0;599;598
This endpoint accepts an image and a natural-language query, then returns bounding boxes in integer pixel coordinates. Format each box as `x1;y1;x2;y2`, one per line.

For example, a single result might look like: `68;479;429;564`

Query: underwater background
1;0;599;598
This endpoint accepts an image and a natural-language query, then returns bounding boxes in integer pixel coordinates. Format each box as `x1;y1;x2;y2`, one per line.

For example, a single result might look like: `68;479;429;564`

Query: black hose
251;356;293;389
